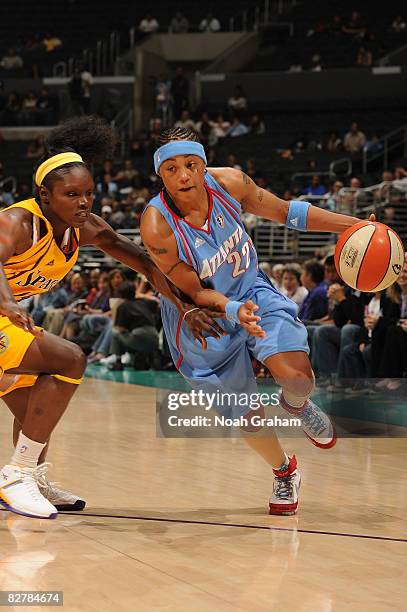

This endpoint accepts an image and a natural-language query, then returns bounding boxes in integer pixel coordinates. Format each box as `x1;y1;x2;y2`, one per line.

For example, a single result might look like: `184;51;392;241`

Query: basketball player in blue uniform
141;127;372;515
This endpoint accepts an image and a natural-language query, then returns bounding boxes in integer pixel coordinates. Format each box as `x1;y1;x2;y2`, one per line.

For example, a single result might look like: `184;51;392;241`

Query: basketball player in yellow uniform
0;116;226;519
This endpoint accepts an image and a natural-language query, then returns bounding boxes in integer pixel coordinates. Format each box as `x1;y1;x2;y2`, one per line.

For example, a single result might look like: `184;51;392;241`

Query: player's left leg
240;409;301;515
264;350;336;449
3;382;86;511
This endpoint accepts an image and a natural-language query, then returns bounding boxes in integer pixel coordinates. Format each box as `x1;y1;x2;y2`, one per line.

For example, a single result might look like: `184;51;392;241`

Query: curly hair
156;126;200;149
36;115;117;190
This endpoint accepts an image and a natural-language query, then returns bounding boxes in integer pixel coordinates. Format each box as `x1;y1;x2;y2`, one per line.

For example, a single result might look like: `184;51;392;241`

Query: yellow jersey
1;198;80;302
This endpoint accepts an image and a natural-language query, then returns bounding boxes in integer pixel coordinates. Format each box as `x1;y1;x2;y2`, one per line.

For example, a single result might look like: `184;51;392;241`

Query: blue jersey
145;170;309;411
146;171;262;301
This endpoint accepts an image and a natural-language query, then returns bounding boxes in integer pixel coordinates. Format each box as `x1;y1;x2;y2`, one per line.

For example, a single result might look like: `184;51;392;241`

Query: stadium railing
254;183;407;262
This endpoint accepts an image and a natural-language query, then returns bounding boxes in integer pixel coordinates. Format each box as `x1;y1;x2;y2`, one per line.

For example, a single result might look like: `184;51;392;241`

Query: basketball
334;221;404;291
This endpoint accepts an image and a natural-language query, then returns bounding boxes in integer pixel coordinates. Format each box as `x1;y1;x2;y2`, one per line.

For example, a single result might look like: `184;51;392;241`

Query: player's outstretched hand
184;307;227;349
238;300;266;338
0;301;42;336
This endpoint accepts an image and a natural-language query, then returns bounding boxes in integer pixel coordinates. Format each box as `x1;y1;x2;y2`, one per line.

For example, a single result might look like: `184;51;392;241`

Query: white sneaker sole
0;493;58;520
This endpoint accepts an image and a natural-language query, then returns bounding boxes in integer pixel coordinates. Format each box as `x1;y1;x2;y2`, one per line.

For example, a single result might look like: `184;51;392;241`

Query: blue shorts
160;276;309;418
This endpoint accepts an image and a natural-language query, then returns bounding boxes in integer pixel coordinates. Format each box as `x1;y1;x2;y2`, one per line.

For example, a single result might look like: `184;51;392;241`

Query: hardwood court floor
1;378;406;612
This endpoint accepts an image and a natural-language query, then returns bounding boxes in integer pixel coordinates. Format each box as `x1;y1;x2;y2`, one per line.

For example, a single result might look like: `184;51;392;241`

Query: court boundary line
58;511;407;543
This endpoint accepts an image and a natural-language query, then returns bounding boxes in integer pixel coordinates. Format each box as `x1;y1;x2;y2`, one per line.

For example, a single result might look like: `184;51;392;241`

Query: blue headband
154;141;207;173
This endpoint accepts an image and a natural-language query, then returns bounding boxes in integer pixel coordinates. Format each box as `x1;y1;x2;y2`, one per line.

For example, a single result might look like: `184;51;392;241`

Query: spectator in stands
271;263;284;290
259;262;272;280
206;148;220;166
376;260;407;389
302;175;327;196
213;113;231;139
381;169;394;183
356;46;373;67
113;159;140;194
155;73;172;126
199;13;221;32
79;63;93;114
226;154;242;170
245;158;257;180
227;86;248;115
299;259;328;323
26;135;45;159
109;202;126;229
325;131;343;152
0;48;23;71
42;33;62;52
393;165;407;191
101;204;113;223
344;121;366;154
169;11;189;33
350;176;362;189
139;14;159;33
96;161;118;197
37;87;57;124
43;273;88;336
106;281;160;370
313;283;367;386
225;116;249;138
195;112;217;147
175;109;195;131
280;264;308;307
325;180;344;211
20;91;38;125
67;273;112;351
364;133;383;155
171;67;189;119
29;285;69;326
391;16;406;32
249;114;265;135
341;11;367;39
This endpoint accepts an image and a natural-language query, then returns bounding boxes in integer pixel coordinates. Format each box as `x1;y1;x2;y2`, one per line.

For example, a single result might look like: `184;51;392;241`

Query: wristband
225;300;244;325
286;200;311;232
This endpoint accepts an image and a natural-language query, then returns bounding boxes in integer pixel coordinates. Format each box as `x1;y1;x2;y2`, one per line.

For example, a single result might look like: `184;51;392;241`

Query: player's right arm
0;210;39;334
140;207;264;337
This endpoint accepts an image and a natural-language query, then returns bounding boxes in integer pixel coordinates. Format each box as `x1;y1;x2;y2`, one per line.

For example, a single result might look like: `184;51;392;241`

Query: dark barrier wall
200;67;407;111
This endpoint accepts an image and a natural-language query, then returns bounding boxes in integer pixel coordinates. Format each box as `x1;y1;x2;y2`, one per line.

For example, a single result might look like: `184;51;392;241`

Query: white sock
11;432;46;469
272;453;289;472
282;390;309;409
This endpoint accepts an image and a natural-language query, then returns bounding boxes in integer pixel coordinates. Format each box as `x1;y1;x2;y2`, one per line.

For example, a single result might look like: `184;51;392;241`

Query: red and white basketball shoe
279;395;337;449
269;455;301;516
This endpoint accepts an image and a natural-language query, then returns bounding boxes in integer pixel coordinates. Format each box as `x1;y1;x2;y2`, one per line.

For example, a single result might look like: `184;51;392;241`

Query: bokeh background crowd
1;0;407;390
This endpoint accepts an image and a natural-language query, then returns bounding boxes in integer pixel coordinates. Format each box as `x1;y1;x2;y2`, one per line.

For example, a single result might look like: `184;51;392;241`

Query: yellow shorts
0;314;40;376
0;374;38;398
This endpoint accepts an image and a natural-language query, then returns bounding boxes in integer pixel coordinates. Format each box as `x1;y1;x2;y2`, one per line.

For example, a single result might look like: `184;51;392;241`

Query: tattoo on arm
165;260;183;276
257;189;264;202
241;172;251;185
145;242;168;255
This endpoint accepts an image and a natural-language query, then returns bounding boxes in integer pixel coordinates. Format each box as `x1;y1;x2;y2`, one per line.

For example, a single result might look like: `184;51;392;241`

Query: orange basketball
334;221;404;291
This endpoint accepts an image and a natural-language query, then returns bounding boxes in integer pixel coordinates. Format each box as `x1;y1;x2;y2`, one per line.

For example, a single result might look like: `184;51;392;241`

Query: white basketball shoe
0;464;58;519
34;463;86;511
279;394;337;449
269;455;301;516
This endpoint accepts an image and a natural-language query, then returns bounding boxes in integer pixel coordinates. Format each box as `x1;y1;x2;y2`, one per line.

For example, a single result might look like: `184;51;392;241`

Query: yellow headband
35;152;84;186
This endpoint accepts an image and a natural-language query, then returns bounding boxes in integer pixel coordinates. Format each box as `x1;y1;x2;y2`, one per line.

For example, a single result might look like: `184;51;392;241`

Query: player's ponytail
35;115;117;190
